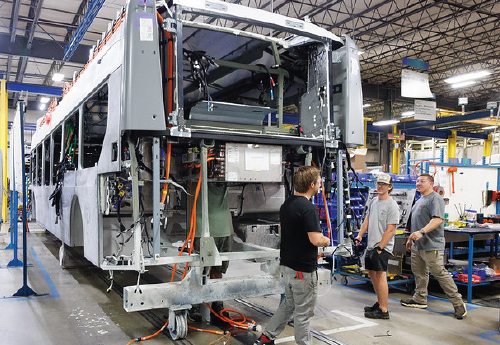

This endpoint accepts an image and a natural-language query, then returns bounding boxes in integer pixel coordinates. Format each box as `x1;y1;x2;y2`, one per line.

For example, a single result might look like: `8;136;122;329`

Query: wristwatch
419;229;426;235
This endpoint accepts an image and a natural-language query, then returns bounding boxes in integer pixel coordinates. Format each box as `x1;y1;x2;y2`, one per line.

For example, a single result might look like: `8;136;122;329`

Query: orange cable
170;175;201;282
206;303;256;330
125;319;168;344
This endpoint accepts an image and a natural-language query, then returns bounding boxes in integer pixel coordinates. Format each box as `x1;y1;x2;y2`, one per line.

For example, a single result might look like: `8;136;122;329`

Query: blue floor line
0;247;59;301
477;331;500;343
30;247;59;298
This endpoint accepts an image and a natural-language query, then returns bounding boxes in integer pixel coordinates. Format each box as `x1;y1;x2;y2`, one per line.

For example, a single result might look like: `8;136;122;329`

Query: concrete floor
1;221;499;345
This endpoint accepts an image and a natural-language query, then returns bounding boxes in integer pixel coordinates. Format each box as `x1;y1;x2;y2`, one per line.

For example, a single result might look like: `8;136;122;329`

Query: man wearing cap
355;173;399;319
401;173;467;319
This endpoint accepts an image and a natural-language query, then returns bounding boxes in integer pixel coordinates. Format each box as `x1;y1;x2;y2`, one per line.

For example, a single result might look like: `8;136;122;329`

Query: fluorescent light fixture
363;103;371;108
444;70;491;84
40;97;50;103
52;73;64;82
482;125;497;130
373;119;400;126
39;103;46;111
451;81;476;89
402;111;415;117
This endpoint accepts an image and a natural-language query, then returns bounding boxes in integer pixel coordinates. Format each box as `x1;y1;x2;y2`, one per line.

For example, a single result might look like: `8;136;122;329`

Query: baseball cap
376;173;392;185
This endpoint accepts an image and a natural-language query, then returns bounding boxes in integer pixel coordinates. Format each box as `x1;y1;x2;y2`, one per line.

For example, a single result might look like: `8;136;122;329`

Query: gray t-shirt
410;191;445;250
366;197;399;254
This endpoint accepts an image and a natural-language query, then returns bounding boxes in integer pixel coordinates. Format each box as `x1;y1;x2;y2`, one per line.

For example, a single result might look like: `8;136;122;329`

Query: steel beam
63;0;106;61
397;111;490;129
10;0;21;43
123;268;283;312
0;32;91;64
6;82;62;96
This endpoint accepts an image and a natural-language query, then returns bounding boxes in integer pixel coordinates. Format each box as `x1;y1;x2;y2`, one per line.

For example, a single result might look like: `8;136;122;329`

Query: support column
363;118;368;148
391;125;400;174
0;77;8;222
447;129;457;160
484;133;492;157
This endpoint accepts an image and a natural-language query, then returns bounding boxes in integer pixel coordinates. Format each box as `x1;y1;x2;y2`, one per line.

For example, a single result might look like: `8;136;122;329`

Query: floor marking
477;331;500;343
274;310;377;343
0;247;59;301
339;281;480;315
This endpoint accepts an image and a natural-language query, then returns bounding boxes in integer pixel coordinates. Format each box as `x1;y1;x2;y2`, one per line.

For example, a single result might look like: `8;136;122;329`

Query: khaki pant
263;266;318;345
411;247;463;306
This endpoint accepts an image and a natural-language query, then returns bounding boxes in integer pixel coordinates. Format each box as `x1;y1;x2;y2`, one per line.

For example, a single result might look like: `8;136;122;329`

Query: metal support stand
7;191;22;266
4;190;16;250
13;101;35;296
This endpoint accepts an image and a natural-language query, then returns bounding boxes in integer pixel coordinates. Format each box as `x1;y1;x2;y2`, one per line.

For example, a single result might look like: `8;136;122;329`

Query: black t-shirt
279;195;322;272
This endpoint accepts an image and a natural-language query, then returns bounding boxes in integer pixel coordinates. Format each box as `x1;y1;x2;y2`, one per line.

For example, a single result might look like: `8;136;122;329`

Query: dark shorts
365;249;390;272
193;236;232;274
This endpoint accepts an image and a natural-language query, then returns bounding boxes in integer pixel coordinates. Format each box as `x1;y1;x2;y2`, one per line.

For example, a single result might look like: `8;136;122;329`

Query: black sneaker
364;308;390;319
454;303;467;319
253;334;274;345
364;302;379;312
187;304;202;322
400;298;428;309
211;301;229;323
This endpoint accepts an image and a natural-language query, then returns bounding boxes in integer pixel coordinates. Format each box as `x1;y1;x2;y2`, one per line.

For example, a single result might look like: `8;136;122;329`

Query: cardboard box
348;148;367;171
489;257;500;270
388;252;404;275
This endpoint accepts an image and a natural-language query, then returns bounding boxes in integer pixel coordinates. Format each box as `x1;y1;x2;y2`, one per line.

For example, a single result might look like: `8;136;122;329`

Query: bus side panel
32;186;59;238
121;1;166;131
32;183;70;244
60;172;76;245
74;167;100;266
98;67;122;174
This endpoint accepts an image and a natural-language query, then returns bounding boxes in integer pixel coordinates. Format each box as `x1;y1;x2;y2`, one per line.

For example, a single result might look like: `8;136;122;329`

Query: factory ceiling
1;0;499;134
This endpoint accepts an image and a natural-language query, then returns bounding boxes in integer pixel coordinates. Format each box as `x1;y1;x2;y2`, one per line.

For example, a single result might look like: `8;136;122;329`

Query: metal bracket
169;126;191;138
163;18;177;34
199;236;222;268
168;110;178;126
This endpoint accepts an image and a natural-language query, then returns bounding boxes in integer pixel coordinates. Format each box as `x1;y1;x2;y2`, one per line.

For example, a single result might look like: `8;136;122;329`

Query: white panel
434;165;498;221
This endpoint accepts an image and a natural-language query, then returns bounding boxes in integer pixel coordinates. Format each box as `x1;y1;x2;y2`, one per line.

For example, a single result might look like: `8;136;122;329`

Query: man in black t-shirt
254;166;330;345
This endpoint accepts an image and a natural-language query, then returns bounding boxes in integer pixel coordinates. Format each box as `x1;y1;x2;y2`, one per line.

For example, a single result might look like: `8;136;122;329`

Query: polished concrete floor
1;221;499;345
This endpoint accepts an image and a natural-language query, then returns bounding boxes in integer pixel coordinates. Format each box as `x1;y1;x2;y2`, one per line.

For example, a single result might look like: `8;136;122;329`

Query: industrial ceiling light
39;103;47;111
444;70;491;84
52;73;65;82
40;96;50;103
482;125;497;130
451;80;476;89
373;119;400;126
363;103;371;108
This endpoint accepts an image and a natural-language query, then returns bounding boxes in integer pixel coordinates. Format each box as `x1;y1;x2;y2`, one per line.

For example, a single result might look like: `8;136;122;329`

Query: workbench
445;227;500;302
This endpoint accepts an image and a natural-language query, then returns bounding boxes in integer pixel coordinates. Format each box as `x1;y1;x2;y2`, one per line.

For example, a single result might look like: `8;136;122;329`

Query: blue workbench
445;227;500;303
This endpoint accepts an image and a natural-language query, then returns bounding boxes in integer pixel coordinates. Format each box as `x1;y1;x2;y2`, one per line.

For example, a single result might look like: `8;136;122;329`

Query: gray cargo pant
263;265;318;345
411;247;463;306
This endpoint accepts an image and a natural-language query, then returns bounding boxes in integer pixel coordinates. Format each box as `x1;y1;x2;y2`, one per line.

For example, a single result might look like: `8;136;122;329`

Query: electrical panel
225;143;282;182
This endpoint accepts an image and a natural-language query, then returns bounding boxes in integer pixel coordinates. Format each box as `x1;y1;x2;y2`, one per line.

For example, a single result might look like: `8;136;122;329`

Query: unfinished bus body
30;0;364;338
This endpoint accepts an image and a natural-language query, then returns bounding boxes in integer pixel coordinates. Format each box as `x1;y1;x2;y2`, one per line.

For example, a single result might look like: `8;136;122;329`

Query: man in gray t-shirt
401;173;467;320
356;173;399;319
